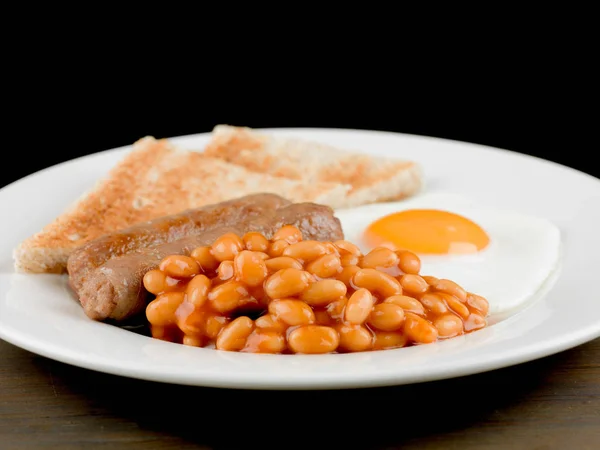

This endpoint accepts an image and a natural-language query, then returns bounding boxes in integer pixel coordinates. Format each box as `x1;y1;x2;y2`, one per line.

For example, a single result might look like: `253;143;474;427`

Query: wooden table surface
0;337;598;450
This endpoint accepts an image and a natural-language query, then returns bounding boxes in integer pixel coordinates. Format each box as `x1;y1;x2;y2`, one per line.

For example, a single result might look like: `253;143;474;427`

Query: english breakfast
11;125;561;354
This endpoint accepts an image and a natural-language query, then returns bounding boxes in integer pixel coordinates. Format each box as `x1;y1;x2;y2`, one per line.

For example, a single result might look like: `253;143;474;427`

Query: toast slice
204;125;423;209
14;136;351;274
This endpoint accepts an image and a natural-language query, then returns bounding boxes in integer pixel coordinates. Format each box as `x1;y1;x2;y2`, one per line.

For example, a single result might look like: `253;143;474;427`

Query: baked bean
151;325;167;340
234;250;268;287
399;274;429;296
422;275;439;286
243;232;270;252
204;315;230;340
344;289;375;325
300;279;347;307
361;247;399;270
403;312;439;344
211;232;244;262
264;268;311;299
143;269;168;295
334;240;361;256
272;225;303;244
466;293;490;316
208;280;249;313
186;274;211;307
384;295;426;316
151;325;180;342
268;299;315;326
242;330;286;353
326;296;348;320
314;309;331;325
434;314;464;338
282;240;329;263
144;226;488;353
419;293;449;315
438;293;470;319
265;256;303;272
216;316;254;351
146;292;185;326
183;335;204;347
373;331;407;350
216;260;235;282
352;268;403;299
305;254;342;278
190;246;220;272
288;325;340;354
159;255;200;279
165;276;184;291
337;325;373;352
397;250;421;275
255;314;288;333
178;310;207;336
434;279;467;302
323;242;339;255
336;265;361;288
248;282;266;300
340;253;361;267
175;301;205;335
268;239;289;258
464;313;487;332
368;303;405;331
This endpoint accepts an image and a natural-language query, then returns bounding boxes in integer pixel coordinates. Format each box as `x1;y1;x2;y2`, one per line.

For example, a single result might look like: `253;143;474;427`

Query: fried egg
336;193;562;316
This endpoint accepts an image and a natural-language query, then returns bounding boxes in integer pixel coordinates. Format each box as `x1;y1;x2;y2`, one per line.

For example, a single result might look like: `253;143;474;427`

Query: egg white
335;193;562;316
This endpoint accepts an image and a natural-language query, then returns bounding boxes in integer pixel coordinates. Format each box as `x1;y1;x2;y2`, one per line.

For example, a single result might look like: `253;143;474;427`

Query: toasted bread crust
14;136;350;273
204;125;423;207
27;137;172;248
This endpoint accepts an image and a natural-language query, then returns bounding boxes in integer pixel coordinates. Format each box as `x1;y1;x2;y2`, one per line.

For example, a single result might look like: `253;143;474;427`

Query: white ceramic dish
1;128;599;390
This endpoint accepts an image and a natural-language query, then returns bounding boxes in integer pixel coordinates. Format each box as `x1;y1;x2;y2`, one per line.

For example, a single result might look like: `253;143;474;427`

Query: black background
5;23;597;187
5;86;596;189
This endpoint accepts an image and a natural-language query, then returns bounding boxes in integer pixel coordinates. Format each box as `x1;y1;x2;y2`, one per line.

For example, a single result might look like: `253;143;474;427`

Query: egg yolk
363;209;490;255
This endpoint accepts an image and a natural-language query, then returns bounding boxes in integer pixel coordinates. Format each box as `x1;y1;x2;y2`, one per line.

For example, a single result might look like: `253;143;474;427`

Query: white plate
1;128;599;390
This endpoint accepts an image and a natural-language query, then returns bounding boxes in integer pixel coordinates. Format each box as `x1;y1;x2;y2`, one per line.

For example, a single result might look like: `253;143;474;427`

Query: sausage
75;203;343;321
67;193;290;292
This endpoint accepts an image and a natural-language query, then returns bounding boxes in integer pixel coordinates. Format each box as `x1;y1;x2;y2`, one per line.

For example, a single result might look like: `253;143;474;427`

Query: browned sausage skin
67;193;291;292
73;202;344;321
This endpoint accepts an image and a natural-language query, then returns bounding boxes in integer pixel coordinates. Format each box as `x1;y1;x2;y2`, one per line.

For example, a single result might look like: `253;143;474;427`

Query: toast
204;125;423;209
14;136;351;274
